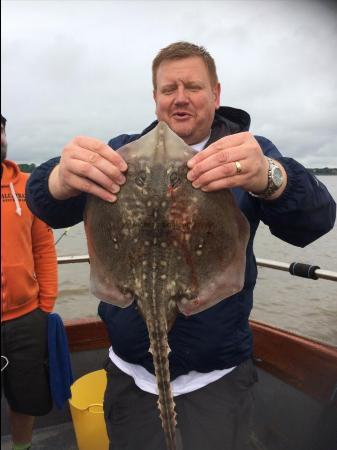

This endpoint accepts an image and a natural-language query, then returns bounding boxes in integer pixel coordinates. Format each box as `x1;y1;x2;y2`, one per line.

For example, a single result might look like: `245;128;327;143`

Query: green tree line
307;168;337;176
18;163;37;173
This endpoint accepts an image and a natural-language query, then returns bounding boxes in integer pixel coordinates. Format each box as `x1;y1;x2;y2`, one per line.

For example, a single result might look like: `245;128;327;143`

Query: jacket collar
139;105;251;144
1;159;21;187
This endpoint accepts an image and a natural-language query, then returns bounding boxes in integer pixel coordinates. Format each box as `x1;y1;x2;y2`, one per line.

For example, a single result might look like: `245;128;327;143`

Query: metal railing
57;255;337;282
256;258;337;282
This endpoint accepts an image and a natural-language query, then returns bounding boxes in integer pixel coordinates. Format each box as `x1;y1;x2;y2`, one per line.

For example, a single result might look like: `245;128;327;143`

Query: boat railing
56;254;337;406
57;255;337;282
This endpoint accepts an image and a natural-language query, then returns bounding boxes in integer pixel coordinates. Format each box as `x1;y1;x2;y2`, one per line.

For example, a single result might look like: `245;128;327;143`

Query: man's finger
189;162;247;188
67;147;126;185
199;174;245;192
72;136;128;171
187;132;248;168
65;159;124;193
65;173;118;203
187;145;248;181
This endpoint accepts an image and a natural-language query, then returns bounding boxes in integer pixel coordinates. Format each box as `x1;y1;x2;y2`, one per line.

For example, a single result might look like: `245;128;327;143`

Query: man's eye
162;87;175;95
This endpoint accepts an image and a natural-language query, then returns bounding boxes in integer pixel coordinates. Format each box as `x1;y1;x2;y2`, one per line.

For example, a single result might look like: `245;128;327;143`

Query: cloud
1;0;337;167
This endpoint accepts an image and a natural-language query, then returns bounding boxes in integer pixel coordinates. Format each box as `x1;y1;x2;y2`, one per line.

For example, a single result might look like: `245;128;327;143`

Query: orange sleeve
31;215;58;312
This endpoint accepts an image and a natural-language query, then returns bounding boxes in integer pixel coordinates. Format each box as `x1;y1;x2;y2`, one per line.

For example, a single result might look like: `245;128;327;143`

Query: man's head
152;42;221;145
1;114;7;163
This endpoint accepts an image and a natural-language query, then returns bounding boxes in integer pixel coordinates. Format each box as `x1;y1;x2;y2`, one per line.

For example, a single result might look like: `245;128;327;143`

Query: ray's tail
147;318;177;450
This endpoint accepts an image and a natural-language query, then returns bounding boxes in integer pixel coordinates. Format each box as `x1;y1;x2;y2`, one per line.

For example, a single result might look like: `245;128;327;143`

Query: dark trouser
103;358;258;450
1;309;52;416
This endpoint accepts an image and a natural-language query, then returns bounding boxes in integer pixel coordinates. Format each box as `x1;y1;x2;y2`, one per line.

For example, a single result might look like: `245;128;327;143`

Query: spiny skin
147;317;177;450
84;122;250;450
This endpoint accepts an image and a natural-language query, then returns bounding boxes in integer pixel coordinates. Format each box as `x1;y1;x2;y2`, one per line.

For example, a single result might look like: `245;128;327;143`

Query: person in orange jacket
1;114;58;450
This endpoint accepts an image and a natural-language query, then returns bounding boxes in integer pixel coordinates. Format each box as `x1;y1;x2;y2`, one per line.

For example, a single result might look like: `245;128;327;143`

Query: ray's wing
84;193;144;307
165;182;250;316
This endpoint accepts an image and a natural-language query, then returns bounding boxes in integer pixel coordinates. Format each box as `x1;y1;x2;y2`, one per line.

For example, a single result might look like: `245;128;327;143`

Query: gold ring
235;161;242;174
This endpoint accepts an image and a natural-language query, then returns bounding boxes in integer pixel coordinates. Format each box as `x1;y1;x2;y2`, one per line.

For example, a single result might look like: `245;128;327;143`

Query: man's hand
48;136;128;202
187;131;287;199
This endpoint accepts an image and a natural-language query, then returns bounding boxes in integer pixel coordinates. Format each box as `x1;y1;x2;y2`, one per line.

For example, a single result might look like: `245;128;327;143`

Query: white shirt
108;132;235;396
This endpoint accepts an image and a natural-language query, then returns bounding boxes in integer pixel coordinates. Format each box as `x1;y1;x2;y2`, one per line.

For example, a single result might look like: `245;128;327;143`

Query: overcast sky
1;0;337;167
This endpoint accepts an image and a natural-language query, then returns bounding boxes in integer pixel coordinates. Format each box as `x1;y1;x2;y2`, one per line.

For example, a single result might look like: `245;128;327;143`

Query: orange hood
1;160;24;216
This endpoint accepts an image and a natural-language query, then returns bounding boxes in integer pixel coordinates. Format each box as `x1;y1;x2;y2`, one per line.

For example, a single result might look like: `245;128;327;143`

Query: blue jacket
26;106;336;380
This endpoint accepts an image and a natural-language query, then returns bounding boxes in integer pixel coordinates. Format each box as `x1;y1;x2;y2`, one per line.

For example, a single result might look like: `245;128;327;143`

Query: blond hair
152;41;218;90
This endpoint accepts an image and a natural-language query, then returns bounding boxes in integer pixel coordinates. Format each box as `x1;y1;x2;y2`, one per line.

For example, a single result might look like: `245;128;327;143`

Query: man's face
153;57;220;145
1;124;7;163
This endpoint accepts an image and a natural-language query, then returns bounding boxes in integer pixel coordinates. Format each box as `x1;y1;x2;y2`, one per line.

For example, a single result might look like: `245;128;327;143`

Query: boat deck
1;322;336;450
1;422;77;450
2;366;336;450
0;422;268;450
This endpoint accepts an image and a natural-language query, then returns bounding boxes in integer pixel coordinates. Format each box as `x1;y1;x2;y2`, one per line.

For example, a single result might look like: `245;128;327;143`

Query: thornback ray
84;121;250;450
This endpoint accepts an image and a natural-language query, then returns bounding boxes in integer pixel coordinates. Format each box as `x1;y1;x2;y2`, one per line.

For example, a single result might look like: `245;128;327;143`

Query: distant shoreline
18;163;337;175
307;168;337;176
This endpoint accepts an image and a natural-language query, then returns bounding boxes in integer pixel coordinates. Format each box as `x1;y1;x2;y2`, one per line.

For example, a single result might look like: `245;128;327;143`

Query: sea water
54;176;337;346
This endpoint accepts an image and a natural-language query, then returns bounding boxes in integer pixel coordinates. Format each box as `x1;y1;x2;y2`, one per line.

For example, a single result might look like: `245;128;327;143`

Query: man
1;114;58;450
26;42;336;450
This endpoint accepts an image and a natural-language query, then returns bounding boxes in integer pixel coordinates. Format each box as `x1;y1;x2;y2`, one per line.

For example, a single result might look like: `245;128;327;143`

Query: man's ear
214;82;221;109
153;90;158;115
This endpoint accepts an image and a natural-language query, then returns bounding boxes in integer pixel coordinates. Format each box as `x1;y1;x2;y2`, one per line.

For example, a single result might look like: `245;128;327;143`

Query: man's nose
174;86;189;105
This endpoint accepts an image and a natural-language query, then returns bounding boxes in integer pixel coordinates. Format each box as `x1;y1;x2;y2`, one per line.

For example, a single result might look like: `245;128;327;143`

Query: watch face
272;166;283;187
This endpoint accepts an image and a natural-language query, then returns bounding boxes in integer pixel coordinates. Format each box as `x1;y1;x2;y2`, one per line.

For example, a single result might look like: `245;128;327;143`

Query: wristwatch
249;158;284;199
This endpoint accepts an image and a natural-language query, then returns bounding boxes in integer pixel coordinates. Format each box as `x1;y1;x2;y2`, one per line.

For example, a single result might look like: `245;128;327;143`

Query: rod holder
289;262;320;280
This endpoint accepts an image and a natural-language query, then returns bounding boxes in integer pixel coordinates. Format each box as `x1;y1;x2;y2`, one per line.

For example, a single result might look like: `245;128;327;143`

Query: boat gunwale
250;319;337;403
63;317;337;404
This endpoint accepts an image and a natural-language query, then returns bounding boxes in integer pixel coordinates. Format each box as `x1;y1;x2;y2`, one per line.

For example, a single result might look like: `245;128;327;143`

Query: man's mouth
171;111;193;120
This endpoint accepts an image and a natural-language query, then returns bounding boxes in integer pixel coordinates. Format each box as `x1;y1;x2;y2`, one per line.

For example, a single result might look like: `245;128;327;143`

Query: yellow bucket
69;369;109;450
